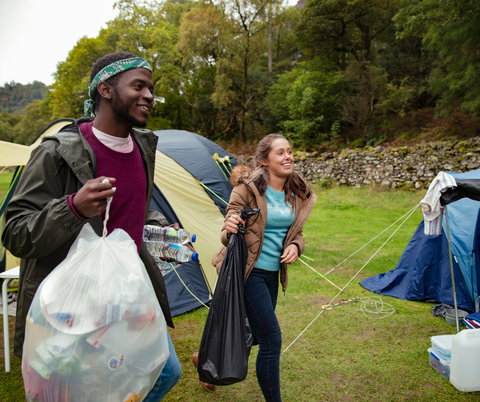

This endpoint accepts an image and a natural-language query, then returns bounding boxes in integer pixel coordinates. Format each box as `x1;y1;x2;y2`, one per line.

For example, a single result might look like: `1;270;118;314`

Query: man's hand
169;222;181;231
72;177;116;218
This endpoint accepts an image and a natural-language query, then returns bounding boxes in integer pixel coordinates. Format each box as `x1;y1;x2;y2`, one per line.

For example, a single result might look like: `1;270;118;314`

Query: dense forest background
1;0;480;153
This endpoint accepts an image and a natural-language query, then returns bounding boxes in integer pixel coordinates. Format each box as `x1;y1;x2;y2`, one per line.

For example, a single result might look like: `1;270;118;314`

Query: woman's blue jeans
244;268;282;402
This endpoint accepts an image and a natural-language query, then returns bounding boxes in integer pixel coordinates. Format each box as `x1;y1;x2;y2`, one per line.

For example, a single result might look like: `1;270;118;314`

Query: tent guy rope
170;262;211;309
324;204;421;276
283;203;420;353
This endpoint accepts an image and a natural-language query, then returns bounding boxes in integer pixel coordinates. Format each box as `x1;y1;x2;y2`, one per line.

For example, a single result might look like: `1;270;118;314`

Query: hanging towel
420;172;457;235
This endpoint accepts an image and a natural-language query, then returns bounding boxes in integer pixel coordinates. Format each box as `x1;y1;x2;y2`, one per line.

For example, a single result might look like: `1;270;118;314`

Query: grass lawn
0;170;15;200
1;183;478;401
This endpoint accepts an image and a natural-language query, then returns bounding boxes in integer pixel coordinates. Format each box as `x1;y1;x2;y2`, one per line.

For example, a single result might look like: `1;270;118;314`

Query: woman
193;133;317;401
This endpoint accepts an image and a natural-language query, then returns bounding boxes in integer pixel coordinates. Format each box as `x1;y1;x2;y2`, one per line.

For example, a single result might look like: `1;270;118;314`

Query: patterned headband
84;57;152;116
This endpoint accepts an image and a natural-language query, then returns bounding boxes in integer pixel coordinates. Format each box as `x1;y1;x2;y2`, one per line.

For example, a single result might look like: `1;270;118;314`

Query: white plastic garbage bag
22;221;169;402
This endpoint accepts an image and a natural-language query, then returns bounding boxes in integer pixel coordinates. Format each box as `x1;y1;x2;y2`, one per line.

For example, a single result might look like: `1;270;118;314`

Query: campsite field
0;171;13;198
1;180;479;401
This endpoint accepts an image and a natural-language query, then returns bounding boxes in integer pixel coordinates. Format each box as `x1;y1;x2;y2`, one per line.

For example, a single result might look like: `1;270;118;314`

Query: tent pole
445;205;460;333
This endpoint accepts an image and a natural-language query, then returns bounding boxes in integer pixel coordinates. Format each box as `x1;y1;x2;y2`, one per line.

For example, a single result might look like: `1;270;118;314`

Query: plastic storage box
431;334;455;361
428;348;450;378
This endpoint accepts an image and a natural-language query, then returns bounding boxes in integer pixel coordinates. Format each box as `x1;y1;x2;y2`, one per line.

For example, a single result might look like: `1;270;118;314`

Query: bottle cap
192;252;199;261
191;234;196;242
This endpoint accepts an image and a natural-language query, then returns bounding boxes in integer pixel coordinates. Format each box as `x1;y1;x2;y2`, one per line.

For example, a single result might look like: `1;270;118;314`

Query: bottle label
167;228;178;237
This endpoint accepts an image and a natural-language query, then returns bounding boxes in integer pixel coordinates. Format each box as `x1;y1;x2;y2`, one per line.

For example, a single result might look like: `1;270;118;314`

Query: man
2;51;181;401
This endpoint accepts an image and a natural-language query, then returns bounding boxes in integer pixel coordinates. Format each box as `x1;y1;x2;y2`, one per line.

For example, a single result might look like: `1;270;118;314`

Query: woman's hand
225;215;245;234
280;244;298;264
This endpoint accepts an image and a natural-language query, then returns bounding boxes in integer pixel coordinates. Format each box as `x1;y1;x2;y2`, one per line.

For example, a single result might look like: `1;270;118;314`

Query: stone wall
235;137;480;190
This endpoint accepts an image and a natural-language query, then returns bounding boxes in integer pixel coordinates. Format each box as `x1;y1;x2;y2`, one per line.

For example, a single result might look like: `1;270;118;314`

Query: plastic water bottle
148;241;198;263
166;244;199;263
143;225;196;244
176;229;196;244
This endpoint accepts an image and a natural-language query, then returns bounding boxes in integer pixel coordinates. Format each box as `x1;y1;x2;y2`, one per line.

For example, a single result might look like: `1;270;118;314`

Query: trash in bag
22;196;169;402
197;206;260;385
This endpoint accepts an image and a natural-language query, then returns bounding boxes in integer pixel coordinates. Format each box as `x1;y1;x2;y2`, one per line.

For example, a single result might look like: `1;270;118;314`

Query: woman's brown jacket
211;164;317;291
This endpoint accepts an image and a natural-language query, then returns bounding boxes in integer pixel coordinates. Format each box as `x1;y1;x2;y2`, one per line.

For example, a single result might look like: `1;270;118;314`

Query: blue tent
360;169;480;312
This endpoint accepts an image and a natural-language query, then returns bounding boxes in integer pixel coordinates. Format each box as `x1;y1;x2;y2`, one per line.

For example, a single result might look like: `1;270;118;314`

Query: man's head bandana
84;57;152;116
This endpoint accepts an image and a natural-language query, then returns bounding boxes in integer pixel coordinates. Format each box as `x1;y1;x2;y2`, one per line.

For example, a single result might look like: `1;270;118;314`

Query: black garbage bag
197;206;260;385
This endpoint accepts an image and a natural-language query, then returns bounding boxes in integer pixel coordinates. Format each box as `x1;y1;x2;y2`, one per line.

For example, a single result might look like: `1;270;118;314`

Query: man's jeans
143;331;182;401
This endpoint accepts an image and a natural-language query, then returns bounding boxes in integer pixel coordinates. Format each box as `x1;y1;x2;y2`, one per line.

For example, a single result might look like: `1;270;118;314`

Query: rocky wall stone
234;137;480;190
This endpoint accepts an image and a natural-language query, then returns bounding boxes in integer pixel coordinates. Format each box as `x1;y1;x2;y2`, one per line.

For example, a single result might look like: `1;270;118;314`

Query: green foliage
350;138;366;148
177;0;299;141
0;81;47;114
48;0;183;126
0;99;50;145
12;100;51;145
267;60;344;147
0;171;15;196
395;0;480;116
8;0;480;148
376;78;415;118
177;2;238;138
340;61;388;137
50;36;110;119
0;111;22;142
297;0;406;65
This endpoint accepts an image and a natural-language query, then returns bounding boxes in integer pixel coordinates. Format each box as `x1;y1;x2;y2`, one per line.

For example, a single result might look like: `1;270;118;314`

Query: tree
49;37;107;119
49;0;183;129
267;60;344;147
214;0;272;141
10;100;50;145
395;0;480;116
177;3;233;137
297;0;406;67
178;0;295;141
340;61;388;138
0;81;47;114
0;111;22;142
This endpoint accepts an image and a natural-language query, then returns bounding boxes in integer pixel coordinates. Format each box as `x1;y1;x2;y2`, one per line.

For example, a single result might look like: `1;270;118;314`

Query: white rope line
353;296;395;320
283;204;419;353
320;296;395;319
323;204;420;276
297;257;342;290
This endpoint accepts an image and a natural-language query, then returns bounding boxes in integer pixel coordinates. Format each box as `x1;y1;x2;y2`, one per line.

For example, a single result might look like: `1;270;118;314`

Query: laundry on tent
1;120;238;317
360;168;480;313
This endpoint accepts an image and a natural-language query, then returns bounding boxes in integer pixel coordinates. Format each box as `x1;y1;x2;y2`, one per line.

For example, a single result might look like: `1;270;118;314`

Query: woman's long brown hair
254;133;312;210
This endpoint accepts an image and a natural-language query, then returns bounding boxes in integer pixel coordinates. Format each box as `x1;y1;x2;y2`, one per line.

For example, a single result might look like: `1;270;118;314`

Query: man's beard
112;89;148;128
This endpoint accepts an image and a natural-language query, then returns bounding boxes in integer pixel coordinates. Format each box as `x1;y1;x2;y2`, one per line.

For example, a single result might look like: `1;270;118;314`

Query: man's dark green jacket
2;117;173;358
